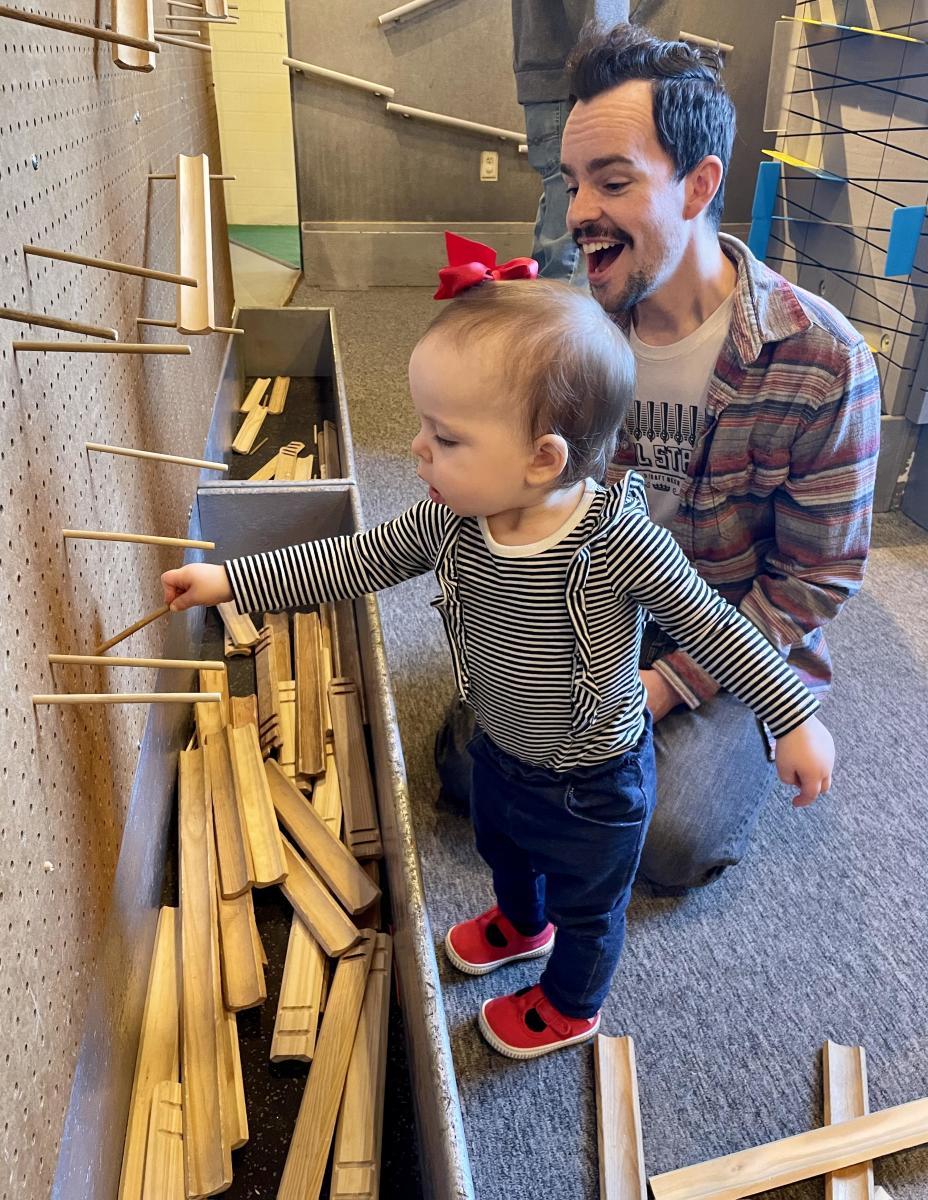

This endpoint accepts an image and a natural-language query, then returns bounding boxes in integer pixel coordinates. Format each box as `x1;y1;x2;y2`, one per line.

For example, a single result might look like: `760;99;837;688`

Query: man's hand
640;669;681;723
161;563;233;612
775;714;834;807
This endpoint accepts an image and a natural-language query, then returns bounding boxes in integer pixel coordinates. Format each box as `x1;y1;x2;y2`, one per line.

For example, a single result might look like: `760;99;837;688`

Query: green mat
228;225;301;269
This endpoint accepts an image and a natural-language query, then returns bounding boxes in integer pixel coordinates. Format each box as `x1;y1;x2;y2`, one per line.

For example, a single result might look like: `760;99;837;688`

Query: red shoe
444;905;555;976
478;984;600;1059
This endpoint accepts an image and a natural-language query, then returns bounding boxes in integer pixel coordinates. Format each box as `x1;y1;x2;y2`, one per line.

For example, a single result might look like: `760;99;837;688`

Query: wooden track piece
216;879;267;1010
227;723;287;886
199;667;229;725
112;0;156;72
241;377;271;413
178;749;231;1197
333;599;367;723
117;907;180;1200
267;376;291;415
230;694;259;728
356;860;382;931
278;835;361;958
824;1041;873;1200
255;625;284;755
232;404;268;454
595;1034;647;1200
205;731;252;898
225;628;249;658
209;826;237;1165
294;612;325;779
271;915;326;1063
329;677;383;860
292;453;314;481
265;612;292;681
140;1080;184;1200
248;452;281;481
277;932;376;1200
313;744;343;839
648;1097;928;1200
331;933;393;1200
278;680;297;780
223;1005;249;1149
217;600;260;649
176;153;215;335
266;759;380;915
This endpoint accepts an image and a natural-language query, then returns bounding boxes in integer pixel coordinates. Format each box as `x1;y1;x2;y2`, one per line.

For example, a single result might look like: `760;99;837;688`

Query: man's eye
604;182;628;193
435;435;457;448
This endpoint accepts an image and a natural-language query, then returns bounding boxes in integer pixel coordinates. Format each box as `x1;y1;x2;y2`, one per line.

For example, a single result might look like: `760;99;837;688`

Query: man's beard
594;265;657;316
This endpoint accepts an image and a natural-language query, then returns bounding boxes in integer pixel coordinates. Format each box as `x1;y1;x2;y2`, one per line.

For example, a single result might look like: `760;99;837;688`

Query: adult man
566;21;879;890
511;0;629;281
438;22;881;894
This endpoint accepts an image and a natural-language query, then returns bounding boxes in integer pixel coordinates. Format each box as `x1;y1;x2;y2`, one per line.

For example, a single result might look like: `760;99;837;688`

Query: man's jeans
469;719;656;1019
523;100;586;285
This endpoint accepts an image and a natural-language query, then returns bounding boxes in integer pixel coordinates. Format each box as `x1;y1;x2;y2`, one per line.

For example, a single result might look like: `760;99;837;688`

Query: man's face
561;80;690;314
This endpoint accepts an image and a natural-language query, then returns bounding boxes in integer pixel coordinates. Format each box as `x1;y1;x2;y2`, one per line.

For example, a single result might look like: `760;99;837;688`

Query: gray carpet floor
292;282;928;1200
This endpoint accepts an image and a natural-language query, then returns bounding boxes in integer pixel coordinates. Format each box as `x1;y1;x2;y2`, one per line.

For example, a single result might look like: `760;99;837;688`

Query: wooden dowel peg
0;4;160;51
24;243;196;287
33;692;219;706
148;174;236;180
86;441;228;472
48;653;224;670
156;33;212;50
63;528;214;550
0;306;118;341
94;603;171;655
14;341;190;355
153;27;201;37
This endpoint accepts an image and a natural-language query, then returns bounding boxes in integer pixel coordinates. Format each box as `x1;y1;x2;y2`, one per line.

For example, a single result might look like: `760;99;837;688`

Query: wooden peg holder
328;677;383;860
255;624;283;755
140;1080;184;1200
271;916;326;1063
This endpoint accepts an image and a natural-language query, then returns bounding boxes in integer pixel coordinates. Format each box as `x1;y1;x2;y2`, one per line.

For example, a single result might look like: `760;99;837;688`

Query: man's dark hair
567;23;736;230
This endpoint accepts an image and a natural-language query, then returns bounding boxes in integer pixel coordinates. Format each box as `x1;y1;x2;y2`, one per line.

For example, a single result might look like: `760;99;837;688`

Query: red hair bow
433;231;538;300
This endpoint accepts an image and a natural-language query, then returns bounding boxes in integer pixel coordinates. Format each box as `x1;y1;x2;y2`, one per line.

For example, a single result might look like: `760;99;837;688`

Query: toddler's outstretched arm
162;563;232;611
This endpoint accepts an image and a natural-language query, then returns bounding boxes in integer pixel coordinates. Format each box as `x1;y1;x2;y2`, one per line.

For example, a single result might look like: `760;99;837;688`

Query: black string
788;61;928;108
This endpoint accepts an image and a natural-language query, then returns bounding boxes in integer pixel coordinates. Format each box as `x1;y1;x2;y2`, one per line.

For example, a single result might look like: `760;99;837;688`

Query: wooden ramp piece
266;758;380;915
112;0;156;72
232;404;269;454
140;1081;184;1200
823;1041;873;1200
216;883;267;1011
271;915;326;1063
278;680;297;780
241;377;271;413
595;1034;647;1200
648;1097;928;1200
227;723;287;886
331;933;393;1200
279;835;360;958
217;600;260;650
267;376;291;415
255;624;284;755
277;932;376;1200
230;694;258;728
313;744;343;839
178;749;231;1197
205;730;252;898
265;611;292;680
294;612;325;779
117;907;180;1200
223;1005;248;1149
329;677;382;860
176;153;215;335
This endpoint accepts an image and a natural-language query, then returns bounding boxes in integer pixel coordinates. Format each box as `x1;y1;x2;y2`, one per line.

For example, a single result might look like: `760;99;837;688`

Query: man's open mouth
582;240;626;276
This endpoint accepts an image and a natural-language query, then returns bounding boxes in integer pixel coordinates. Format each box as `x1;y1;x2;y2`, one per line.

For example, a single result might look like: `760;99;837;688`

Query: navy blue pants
469;719;656;1019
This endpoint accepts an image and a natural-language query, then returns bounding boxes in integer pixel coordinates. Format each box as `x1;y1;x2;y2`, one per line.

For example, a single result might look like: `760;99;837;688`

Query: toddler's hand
161;563;233;612
774;713;834;807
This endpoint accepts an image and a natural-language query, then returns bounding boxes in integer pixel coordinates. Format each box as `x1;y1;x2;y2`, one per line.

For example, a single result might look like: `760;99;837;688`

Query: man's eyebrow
560;154;635;176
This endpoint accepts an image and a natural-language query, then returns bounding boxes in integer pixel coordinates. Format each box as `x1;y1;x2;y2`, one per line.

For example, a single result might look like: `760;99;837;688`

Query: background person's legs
523;100;585;283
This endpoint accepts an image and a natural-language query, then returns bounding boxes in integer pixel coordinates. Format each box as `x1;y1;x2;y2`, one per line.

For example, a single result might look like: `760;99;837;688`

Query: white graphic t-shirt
628;291;735;527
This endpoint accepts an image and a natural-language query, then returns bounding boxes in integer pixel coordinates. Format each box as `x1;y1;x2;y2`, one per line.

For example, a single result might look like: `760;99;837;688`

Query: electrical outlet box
480;151;499;182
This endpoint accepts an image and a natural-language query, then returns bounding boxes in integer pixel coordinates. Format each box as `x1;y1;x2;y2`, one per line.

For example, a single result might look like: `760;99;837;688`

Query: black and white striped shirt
226;474;819;771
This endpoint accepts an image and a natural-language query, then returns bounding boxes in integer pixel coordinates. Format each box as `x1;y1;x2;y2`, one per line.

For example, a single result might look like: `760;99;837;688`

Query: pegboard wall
764;0;928;423
0;9;234;1198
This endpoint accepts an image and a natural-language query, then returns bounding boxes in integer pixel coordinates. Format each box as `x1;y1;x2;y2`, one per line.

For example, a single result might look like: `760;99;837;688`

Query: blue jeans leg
470;726;656;1019
522;100;586;286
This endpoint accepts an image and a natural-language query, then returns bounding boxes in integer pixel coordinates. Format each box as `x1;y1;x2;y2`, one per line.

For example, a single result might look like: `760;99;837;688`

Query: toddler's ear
527;433;570;487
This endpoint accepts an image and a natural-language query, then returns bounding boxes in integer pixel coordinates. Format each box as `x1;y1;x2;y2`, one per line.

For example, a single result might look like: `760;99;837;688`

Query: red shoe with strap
478;984;600;1059
444;905;555;976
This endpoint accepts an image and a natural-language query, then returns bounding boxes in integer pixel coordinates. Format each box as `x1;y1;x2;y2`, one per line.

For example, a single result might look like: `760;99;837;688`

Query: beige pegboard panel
0;7;234;1198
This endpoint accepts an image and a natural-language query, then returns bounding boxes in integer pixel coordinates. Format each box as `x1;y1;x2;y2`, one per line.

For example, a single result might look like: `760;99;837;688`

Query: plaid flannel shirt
607;234;881;708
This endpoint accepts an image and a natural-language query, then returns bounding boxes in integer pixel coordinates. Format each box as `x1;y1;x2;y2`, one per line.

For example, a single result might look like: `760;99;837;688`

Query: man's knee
635;817;737;894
